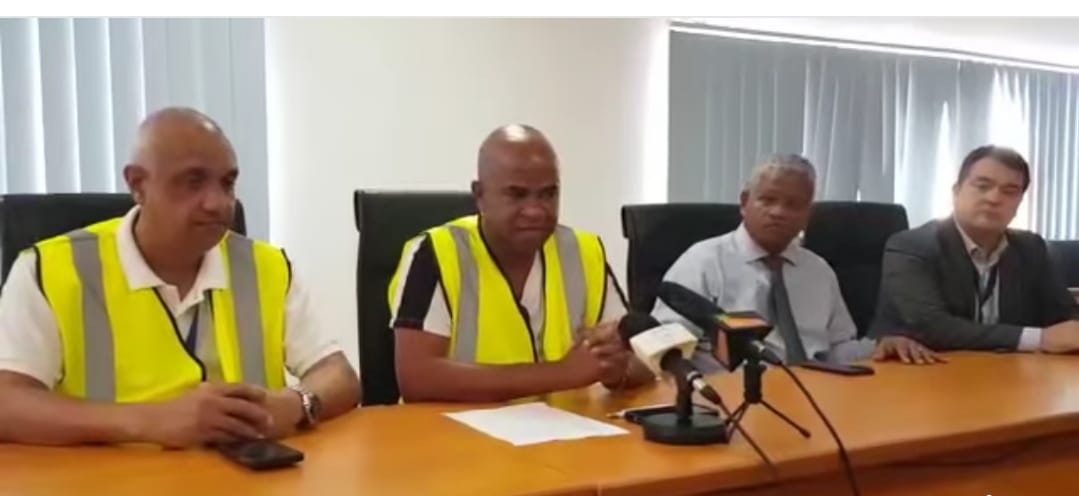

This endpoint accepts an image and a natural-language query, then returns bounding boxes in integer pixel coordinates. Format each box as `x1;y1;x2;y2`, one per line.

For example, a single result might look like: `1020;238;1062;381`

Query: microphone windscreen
656;281;725;331
657;281;737;370
627;322;699;376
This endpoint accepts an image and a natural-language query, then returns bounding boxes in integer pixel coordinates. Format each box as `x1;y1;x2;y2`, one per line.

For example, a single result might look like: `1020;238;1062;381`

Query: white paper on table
444;402;629;446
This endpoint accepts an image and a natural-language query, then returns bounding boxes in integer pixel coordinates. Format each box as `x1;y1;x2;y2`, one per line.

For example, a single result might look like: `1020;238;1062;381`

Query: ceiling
684;17;1079;67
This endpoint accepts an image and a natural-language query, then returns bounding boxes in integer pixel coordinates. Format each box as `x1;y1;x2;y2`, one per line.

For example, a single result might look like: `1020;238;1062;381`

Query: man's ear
470;180;484;213
471;180;486;206
124;164;147;204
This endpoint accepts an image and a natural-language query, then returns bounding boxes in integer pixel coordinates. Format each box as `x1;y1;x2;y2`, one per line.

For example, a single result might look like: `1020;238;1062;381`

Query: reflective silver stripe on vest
67;230;115;401
196;298;222;383
446;225;589;362
65;231;272;398
225;234;268;386
446;226;479;362
553;225;587;333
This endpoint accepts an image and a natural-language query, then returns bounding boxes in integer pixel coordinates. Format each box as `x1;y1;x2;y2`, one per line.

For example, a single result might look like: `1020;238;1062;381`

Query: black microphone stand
726;354;811;439
637;370;729;445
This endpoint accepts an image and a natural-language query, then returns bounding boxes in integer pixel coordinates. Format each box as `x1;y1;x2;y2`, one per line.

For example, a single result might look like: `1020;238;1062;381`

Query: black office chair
803;201;908;337
1047;240;1079;288
0;193;246;284
353;190;476;406
621;203;742;312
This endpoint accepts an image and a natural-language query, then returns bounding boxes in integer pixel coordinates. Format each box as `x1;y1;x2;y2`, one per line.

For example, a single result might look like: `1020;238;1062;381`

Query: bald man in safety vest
0;108;359;448
391;125;653;403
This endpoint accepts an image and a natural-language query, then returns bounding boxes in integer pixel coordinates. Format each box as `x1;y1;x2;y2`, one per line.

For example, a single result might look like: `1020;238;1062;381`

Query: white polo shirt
0;207;340;388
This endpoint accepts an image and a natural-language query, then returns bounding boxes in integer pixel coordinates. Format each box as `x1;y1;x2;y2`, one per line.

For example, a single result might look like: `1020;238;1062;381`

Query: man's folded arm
0;253;148;446
0;371;153;445
879;245;1022;351
1033;236;1079;323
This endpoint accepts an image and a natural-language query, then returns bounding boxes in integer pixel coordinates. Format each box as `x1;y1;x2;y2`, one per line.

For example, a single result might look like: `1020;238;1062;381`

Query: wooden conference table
4;352;1079;495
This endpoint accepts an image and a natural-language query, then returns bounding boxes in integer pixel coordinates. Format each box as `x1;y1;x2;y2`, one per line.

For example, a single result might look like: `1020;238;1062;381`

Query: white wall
265;18;668;368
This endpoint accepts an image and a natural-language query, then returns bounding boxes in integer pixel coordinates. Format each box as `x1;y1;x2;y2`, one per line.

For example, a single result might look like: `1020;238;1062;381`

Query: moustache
193;219;231;227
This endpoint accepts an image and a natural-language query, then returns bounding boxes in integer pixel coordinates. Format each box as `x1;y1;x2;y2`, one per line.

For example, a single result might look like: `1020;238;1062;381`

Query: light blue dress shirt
953;220;1042;351
652;224;874;373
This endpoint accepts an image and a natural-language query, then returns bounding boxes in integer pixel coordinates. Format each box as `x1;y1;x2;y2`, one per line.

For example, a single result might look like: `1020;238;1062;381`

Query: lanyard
973;264;999;323
178;290;211;356
183;305;200;355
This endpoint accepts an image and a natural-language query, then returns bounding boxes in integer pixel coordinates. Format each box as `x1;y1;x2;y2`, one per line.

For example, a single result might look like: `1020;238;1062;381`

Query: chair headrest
0;193;247;284
1047;239;1079;288
804;202;909;265
621;203;742;311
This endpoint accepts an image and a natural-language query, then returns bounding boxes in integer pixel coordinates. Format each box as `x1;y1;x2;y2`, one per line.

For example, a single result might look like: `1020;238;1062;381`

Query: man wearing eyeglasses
873;145;1079;352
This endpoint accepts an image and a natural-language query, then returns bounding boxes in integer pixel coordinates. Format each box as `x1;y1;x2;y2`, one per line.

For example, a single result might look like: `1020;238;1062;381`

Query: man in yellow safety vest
0;108;359;448
391;124;653;402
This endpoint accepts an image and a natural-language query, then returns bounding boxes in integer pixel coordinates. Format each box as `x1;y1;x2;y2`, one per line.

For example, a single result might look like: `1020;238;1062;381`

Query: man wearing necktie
653;154;939;372
873;146;1079;352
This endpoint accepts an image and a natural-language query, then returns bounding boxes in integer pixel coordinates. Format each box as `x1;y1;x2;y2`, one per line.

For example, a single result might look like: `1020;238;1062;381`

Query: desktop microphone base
639;411;729;446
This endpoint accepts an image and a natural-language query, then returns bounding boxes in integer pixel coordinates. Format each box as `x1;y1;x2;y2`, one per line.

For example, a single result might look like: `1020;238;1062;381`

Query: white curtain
0;18;269;238
995;68;1079;239
670;30;1079;239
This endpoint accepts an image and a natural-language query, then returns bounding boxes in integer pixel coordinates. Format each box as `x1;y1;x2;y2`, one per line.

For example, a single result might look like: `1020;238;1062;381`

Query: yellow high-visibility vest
390;215;607;364
34;217;289;403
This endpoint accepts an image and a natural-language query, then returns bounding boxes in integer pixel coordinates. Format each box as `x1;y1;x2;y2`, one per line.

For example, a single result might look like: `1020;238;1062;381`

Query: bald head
473;124;561;258
124;107;239;258
131;107;236;171
477;124;558;181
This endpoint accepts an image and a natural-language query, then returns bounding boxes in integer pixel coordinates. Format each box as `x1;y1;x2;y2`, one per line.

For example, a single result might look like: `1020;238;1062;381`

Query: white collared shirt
0;207;340;387
653;224;873;372
954;220;1041;351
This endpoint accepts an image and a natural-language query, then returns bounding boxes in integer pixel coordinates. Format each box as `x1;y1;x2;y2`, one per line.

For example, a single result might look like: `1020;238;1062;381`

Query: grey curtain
1010;69;1079;239
670;30;1079;238
0;18;269;238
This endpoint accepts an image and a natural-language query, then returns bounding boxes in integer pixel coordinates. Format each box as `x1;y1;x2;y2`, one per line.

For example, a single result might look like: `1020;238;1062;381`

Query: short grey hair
744;153;817;195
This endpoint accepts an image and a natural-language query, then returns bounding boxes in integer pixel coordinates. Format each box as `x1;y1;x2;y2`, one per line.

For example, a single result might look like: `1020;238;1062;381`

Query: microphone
617;313;726;408
655;281;783;368
653;284;864;495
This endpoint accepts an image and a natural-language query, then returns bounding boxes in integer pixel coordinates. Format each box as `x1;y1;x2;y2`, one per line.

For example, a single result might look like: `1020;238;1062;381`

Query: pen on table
606;403;670;419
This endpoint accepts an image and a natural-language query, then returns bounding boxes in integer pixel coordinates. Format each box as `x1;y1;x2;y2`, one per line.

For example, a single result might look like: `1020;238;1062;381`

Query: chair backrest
353;190;476;405
0;193;247;284
1047;240;1079;288
803;201;908;337
621;203;742;312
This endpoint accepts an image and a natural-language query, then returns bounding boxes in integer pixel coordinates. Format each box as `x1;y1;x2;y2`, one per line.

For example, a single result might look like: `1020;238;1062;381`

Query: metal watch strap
290;385;317;429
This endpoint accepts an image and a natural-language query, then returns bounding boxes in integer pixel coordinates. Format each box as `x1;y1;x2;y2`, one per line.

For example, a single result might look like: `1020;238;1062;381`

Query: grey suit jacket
871;218;1079;351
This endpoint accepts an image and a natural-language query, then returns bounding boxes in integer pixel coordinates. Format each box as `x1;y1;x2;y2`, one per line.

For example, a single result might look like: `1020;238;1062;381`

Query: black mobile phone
798;360;875;376
216;439;305;471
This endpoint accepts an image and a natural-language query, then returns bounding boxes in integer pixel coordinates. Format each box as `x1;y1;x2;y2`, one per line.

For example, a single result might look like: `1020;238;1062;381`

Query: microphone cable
697;389;780;482
780;363;861;496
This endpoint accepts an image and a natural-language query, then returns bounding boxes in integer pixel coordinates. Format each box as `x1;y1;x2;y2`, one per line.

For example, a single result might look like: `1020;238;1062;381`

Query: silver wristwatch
289;385;322;430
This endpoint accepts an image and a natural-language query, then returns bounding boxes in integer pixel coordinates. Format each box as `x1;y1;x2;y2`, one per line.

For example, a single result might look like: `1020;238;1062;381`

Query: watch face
308;393;323;420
